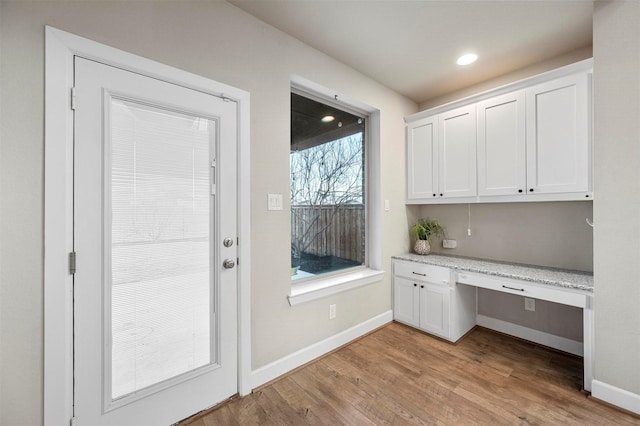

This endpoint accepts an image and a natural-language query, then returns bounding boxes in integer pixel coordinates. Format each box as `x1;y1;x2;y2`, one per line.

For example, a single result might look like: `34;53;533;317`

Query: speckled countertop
392;253;593;292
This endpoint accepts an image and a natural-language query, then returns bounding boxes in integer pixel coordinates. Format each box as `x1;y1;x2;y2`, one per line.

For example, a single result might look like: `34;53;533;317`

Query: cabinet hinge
70;87;77;110
69;251;77;275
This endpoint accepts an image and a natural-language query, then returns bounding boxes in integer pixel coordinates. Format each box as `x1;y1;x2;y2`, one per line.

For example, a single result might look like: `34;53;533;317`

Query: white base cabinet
419;282;451;338
392;259;476;342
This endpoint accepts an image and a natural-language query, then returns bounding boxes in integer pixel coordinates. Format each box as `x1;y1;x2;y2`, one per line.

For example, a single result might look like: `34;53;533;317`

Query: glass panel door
108;99;215;401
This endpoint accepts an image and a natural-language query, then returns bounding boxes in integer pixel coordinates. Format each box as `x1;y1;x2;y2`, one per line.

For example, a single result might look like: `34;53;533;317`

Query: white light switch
384;200;390;211
268;193;283;211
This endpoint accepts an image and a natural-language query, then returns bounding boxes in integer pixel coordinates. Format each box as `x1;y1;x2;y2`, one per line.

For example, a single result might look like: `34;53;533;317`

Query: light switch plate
268;193;283;211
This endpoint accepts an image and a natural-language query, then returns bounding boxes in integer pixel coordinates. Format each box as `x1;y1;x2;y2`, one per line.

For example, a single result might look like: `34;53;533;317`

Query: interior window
290;92;366;281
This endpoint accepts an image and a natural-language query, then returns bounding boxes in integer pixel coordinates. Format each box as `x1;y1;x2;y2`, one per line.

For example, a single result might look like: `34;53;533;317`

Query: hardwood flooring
181;322;640;425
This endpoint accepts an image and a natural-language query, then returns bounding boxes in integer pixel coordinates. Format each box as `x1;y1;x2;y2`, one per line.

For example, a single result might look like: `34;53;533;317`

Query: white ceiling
227;0;593;104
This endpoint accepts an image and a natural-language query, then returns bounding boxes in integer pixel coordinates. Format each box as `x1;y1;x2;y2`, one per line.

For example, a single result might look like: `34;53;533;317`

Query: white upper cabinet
438;105;477;198
407;116;438;200
477;91;526;196
526;73;590;195
405;59;592;204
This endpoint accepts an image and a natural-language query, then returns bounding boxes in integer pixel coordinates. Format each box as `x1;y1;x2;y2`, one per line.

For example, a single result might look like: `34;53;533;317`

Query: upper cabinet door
477;91;526;196
438;105;477;198
526;73;590;195
407;116;438;200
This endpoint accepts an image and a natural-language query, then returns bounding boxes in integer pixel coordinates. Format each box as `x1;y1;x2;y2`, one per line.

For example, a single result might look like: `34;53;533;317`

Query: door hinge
69;251;77;275
71;87;77;110
210;159;216;195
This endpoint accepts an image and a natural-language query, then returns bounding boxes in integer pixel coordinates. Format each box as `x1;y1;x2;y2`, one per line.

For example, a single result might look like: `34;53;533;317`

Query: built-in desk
391;253;594;391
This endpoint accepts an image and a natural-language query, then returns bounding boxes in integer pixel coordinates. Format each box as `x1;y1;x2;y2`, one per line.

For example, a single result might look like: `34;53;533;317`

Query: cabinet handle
412;272;427;276
518;189;523;193
433;193;436;197
440;193;443;197
529;188;534;192
502;285;525;292
420;285;424;289
413;283;417;287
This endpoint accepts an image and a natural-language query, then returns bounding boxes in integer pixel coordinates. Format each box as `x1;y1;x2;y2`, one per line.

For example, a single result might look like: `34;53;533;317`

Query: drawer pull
412;271;427;276
502;285;525;292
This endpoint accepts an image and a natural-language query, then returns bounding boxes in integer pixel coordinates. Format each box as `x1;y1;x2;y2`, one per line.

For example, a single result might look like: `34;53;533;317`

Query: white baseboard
476;314;583;356
592;380;640;415
251;310;393;389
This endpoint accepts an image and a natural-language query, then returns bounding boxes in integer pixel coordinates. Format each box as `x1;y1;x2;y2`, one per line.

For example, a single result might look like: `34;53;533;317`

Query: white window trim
288;268;384;305
289;76;383;305
44;27;252;426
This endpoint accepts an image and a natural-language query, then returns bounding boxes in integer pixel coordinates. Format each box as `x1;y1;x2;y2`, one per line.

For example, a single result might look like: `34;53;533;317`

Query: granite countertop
392;253;594;292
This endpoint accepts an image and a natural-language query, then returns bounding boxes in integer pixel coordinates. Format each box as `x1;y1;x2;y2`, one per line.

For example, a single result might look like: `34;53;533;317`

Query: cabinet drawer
393;261;450;284
456;271;588;308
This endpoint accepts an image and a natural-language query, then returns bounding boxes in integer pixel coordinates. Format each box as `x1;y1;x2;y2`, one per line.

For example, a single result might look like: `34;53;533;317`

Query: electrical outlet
329;304;336;319
525;297;535;312
443;239;457;249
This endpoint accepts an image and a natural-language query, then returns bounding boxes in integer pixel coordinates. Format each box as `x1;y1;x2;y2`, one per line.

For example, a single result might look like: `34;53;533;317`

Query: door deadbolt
223;258;236;269
223;237;234;248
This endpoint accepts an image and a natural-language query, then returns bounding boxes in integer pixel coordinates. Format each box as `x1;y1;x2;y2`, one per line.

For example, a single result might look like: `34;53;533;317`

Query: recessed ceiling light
321;115;335;123
457;53;478;66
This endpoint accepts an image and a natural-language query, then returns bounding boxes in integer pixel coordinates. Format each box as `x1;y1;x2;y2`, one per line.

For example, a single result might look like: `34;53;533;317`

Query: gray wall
593;0;640;396
0;2;416;425
416;202;593;271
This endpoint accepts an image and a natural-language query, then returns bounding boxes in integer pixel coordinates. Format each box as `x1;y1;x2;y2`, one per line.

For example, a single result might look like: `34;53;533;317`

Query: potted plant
409;218;444;255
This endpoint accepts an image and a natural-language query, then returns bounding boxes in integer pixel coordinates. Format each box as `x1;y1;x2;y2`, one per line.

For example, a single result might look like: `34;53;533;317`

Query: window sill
288;268;384;306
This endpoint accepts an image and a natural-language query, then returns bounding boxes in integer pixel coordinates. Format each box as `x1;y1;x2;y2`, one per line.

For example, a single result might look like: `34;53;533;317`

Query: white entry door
73;57;238;425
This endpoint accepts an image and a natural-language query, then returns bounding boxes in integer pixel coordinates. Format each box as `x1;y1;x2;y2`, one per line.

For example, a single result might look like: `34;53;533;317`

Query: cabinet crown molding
405;58;593;123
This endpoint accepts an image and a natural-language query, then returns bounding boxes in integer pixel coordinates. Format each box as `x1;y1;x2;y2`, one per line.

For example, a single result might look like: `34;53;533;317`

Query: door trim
44;26;251;426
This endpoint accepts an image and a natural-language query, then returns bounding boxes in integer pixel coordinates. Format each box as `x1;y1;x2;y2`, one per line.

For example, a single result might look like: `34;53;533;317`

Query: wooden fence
291;204;365;263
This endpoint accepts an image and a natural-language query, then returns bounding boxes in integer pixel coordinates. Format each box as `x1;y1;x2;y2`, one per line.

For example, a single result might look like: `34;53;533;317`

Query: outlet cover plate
525;297;535;312
443;239;457;249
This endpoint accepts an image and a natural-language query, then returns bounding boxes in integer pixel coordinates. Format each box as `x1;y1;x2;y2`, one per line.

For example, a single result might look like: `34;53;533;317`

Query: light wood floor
182;322;640;425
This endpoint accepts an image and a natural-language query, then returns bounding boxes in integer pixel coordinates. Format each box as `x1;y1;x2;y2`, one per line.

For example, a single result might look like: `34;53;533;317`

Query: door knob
223;258;236;269
223;237;234;247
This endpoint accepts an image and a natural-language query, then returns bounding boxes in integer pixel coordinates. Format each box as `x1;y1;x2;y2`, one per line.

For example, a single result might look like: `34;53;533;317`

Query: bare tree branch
291;134;364;263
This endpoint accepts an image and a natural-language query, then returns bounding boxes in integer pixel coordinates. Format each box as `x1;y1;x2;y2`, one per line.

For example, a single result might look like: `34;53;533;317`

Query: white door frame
44;26;251;426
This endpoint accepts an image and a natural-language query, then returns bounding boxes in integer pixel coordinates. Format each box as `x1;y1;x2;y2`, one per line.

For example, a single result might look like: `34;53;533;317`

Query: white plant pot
414;240;431;255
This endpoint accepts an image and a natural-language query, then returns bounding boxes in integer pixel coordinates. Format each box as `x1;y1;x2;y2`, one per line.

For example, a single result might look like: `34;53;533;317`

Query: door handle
223;258;236;269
